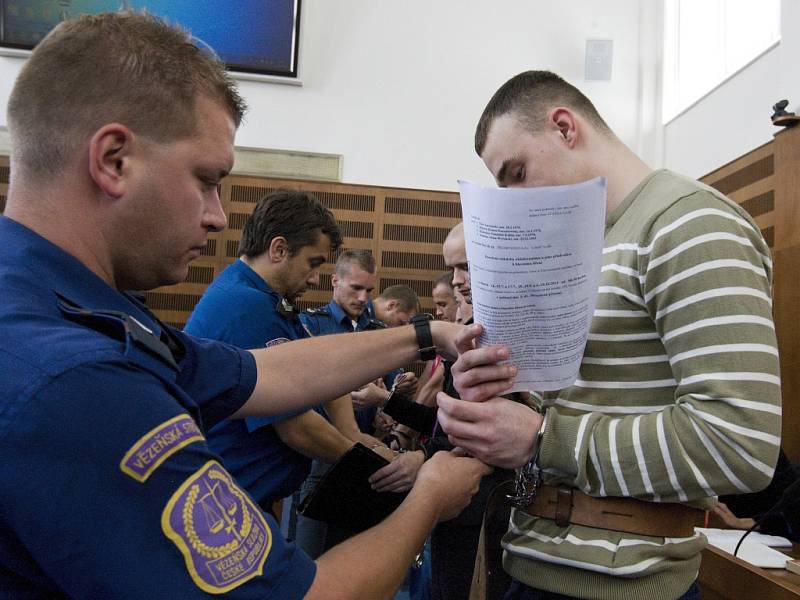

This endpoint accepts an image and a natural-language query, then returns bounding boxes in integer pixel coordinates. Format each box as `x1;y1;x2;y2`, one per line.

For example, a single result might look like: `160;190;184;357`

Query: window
662;0;781;123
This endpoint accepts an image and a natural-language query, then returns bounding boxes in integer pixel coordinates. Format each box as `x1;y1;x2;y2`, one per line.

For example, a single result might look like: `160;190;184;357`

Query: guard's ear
331;273;340;288
550;107;578;148
87;123;135;199
268;236;290;263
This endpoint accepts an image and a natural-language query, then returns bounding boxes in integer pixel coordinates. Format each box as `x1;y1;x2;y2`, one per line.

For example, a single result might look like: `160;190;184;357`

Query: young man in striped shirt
437;71;781;599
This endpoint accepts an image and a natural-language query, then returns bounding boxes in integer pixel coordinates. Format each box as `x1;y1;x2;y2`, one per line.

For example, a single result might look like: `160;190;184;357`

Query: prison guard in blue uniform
184;259;314;510
295;299;402;557
0;217;316;599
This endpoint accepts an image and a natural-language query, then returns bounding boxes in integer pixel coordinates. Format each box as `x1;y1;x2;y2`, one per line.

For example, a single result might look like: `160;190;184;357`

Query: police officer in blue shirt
301;251;416;430
185;190;393;515
301;250;377;334
297;254;420;556
0;12;491;599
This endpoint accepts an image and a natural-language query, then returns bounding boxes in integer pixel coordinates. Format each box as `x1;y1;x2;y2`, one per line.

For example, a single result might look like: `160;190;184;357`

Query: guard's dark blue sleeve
171;330;258;430
183;295;309;430
0;361;316;599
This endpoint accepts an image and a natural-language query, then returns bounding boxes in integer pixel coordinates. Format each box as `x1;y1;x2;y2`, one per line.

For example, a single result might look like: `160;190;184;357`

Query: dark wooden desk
699;543;800;599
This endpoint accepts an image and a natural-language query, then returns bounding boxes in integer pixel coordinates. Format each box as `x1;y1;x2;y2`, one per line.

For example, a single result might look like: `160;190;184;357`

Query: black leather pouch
297;443;407;532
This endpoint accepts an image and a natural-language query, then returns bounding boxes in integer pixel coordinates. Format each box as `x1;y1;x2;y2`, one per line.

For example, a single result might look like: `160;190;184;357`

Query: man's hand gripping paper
436;323;544;470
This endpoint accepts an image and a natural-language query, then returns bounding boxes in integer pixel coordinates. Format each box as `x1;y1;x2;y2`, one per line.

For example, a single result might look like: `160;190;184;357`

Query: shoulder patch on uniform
120;414;204;483
264;337;290;348
161;460;272;594
302;307;329;316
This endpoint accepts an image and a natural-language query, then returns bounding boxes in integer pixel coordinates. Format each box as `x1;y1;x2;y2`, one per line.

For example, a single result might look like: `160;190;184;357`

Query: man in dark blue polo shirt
185;190;393;517
301;253;417;427
297;252;418;556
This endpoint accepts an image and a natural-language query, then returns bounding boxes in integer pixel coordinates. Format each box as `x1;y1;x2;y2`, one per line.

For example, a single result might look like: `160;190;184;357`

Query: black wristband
410;313;436;361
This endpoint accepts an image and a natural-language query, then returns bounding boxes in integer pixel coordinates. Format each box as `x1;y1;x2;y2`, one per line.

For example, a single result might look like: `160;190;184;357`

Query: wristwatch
410;313;436;361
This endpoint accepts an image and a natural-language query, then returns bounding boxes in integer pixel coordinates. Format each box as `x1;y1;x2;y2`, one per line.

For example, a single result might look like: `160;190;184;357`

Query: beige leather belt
520;483;705;538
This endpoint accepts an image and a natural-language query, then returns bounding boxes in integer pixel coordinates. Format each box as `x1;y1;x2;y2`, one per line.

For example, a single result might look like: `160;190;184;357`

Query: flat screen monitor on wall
0;0;301;80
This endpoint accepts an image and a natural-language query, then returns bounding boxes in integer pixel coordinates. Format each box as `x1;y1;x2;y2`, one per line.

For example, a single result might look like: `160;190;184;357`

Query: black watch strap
411;314;436;361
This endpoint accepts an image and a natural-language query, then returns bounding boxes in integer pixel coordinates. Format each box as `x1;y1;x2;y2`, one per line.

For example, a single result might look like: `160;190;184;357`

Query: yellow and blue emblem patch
161;461;272;594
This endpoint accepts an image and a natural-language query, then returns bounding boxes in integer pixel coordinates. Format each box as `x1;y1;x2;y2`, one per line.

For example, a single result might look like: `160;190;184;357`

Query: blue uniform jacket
0;217;315;599
185;259;314;507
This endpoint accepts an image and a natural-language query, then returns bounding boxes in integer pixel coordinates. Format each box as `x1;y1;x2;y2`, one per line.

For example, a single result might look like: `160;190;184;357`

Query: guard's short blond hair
7;11;247;177
336;249;376;277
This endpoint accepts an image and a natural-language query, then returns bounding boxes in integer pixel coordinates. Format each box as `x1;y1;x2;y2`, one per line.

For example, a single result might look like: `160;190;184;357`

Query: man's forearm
235;322;459;418
273;411;354;464
325;394;361;439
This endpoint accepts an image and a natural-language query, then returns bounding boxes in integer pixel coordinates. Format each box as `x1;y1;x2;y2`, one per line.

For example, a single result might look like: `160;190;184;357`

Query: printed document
458;177;606;392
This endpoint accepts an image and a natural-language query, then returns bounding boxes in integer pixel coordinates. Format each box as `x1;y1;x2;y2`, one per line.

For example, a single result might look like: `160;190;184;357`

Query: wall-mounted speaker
585;39;613;81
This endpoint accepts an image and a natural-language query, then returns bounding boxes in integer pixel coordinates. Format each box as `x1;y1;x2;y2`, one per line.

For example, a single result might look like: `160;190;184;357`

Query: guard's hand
414;451;492;522
451;325;517;403
369;450;425;493
436;394;543;469
351;382;390;410
393;372;418;398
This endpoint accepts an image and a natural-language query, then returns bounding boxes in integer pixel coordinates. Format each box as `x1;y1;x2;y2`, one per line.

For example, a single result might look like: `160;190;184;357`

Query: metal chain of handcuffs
508;412;547;509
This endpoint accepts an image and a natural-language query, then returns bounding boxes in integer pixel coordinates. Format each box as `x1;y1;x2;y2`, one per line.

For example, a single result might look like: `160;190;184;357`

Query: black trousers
430;468;513;600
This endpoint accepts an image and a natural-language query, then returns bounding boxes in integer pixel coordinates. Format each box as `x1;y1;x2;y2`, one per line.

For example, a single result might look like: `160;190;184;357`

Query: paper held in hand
458;177;607;392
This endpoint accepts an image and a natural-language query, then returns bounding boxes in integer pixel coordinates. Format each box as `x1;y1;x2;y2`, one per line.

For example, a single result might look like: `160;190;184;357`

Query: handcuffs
507;411;547;509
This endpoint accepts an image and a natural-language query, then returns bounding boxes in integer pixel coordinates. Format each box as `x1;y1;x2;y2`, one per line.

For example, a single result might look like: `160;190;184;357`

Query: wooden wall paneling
773;245;800;463
701;142;774;196
771;126;800;463
773;126;800;250
377;187;461;315
701;141;776;251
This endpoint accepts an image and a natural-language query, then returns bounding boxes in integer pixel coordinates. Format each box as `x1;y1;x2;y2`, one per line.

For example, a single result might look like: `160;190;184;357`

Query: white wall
0;0;646;192
662;0;800;179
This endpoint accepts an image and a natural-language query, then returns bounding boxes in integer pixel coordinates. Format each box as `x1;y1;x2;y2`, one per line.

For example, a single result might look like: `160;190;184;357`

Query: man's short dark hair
474;70;611;156
238;189;342;258
379;285;420;313
433;271;454;293
335;249;376;276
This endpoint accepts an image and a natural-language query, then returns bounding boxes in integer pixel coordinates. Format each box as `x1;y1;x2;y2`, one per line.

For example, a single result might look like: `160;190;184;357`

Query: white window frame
662;0;781;124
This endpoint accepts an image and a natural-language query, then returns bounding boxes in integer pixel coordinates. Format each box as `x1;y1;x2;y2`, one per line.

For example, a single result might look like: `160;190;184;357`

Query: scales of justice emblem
162;461;272;593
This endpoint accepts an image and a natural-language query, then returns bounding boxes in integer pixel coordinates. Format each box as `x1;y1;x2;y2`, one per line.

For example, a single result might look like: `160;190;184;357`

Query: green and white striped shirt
504;170;782;600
